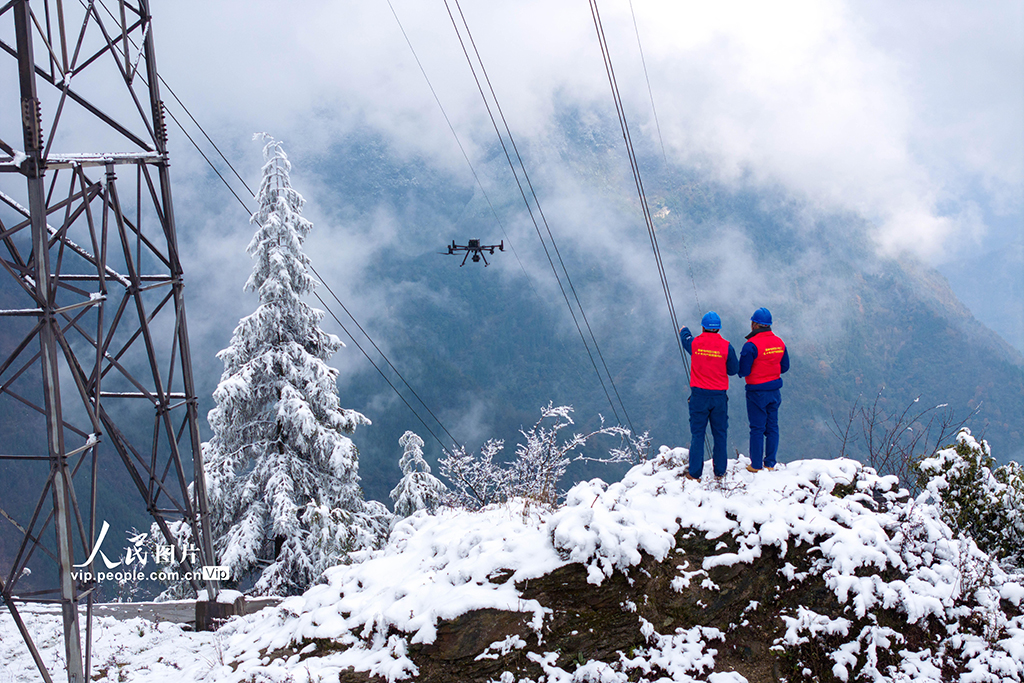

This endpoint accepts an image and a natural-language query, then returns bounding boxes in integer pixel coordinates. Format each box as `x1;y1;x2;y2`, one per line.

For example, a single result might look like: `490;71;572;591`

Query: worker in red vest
738;307;790;472
679;311;738;480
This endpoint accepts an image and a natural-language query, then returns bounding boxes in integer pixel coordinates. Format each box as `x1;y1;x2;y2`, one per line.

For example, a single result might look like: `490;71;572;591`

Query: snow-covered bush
200;136;389;595
509;404;629;506
440;403;637;509
915;429;1024;570
438;438;508;510
994;460;1024;569
389;431;447;518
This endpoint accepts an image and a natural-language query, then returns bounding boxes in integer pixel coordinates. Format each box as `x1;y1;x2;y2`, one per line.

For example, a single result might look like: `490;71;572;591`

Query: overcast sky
142;0;1024;362
1;1;1018;266
145;1;1024;348
6;1;1018;349
147;0;1022;254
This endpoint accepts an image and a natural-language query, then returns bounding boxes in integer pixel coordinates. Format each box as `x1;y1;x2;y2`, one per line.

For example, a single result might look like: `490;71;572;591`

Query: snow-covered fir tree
389;431;447;518
915;429;1024;570
202;135;388;595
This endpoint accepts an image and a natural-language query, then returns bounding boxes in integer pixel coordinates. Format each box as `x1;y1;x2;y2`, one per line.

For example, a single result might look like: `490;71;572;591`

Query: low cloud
147;0;1021;270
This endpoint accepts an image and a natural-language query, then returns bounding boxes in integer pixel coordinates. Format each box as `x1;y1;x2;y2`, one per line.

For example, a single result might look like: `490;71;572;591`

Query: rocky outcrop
326;527;1019;682
233;457;1024;683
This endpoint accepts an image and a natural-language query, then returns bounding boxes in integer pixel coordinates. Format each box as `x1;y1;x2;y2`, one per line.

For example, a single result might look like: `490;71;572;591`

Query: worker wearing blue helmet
679;311;738;479
738;307;790;472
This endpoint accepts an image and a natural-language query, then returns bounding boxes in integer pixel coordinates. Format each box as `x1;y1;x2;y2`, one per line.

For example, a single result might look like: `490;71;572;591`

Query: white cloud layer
148;0;1022;261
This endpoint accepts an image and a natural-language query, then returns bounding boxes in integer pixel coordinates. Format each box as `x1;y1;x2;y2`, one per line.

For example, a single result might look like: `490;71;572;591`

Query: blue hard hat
751;307;772;326
701;311;721;330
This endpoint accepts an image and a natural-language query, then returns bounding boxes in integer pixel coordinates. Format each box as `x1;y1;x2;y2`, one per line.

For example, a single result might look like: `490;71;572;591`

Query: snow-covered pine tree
389;431;447;518
202;135;387;595
915;429;1024;570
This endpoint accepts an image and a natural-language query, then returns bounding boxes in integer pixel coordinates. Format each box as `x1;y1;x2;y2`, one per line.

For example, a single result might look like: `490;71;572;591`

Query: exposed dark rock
298;507;1019;682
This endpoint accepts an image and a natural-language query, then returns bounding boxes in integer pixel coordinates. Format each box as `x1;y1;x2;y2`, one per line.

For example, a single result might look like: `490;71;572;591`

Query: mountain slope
291;122;1024;501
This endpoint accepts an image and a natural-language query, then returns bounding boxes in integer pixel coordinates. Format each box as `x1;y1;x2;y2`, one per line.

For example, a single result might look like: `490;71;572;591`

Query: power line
587;0;689;366
385;0;593;393
624;0;703;316
385;0;504;244
627;0;667;164
587;0;712;458
443;0;637;435
309;263;462;451
153;89;462;457
313;291;456;457
159;77;257;198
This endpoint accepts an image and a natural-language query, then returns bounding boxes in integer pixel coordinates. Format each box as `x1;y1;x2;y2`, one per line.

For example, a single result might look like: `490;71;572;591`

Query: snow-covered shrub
439;403;636;509
994;460;1024;569
509;404;626;506
439;438;509;510
201;136;389;595
389;431;447;518
915;429;1024;570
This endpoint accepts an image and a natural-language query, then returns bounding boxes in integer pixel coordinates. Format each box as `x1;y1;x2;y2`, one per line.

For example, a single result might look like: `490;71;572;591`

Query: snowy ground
3;448;1023;682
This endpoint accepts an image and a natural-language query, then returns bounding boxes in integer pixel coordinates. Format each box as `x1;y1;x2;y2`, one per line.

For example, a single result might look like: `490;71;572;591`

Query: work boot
684;472;700;481
746;465;761;473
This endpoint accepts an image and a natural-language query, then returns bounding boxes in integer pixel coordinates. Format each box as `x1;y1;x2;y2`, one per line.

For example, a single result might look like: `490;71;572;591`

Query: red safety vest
690;332;732;391
745;331;786;385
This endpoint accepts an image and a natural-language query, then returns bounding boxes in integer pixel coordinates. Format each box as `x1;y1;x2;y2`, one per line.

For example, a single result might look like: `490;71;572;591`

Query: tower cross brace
0;1;217;679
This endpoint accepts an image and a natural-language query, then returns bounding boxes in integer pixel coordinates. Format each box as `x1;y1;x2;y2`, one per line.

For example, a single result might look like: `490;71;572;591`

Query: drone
442;239;505;266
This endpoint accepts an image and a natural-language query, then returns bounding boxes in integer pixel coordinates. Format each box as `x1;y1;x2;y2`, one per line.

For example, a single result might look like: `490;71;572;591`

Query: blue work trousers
746;388;782;469
688;390;728;477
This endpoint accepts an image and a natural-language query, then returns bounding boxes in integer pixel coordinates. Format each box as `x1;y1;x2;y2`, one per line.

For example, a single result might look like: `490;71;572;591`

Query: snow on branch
440;403;646;510
198;137;386;597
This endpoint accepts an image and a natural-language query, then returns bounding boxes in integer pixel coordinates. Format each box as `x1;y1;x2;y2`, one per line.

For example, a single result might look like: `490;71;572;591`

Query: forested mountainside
2;109;1022;581
287;117;1024;502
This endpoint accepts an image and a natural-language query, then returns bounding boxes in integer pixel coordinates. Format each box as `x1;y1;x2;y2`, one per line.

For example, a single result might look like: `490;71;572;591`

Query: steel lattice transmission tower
0;1;216;680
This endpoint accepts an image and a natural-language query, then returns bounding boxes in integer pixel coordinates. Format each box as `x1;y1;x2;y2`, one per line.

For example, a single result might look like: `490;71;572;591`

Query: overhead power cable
309;263;462;452
623;1;703;317
627;0;667;164
384;0;508;253
587;0;713;458
384;0;589;392
443;0;637;436
587;0;692;371
154;95;461;458
313;290;457;457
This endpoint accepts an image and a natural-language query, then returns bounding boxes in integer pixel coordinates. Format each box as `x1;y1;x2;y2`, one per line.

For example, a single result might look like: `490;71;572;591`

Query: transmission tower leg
140;0;218;588
15;2;84;680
